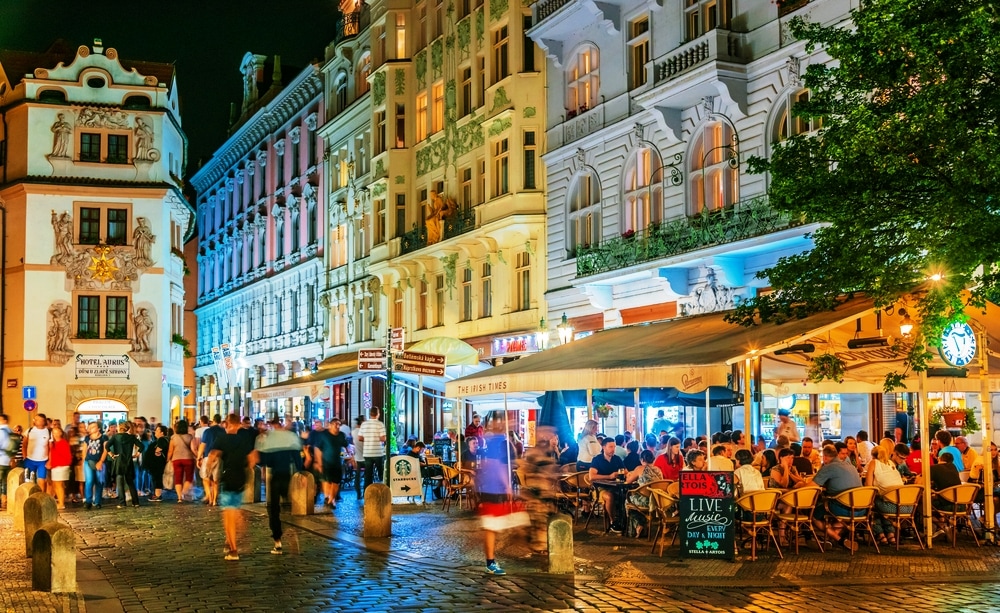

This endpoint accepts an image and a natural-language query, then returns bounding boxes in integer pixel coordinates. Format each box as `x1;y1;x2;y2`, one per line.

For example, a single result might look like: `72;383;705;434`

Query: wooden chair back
938;483;980;506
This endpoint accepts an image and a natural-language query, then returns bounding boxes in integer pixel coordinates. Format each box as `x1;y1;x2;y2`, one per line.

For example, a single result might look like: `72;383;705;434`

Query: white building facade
191;57;326;421
0;40;193;428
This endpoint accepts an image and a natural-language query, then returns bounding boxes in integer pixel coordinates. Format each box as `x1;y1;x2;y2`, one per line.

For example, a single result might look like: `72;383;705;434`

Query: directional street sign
22;386;36;400
357;348;388;372
390;327;405;351
393;350;446;377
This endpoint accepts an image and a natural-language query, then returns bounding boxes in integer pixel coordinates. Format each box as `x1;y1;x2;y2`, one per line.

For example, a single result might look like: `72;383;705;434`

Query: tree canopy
728;0;1000;389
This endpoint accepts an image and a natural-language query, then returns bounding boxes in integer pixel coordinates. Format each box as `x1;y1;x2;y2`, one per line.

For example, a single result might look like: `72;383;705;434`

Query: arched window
566;170;601;255
334;73;348;113
123;94;151;109
688;121;739;214
566;45;599;117
772;88;822;144
357;53;372;97
622;147;662;233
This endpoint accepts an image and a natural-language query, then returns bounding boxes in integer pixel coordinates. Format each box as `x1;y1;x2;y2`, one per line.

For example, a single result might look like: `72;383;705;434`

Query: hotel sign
75;354;131;379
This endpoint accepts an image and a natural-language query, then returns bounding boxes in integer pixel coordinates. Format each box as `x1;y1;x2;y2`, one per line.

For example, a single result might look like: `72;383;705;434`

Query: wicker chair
826;486;879;555
440;465;475;512
775;486;825;554
880;484;924;550
735;489;783;561
557;471;595;527
649;489;681;556
933;483;982;547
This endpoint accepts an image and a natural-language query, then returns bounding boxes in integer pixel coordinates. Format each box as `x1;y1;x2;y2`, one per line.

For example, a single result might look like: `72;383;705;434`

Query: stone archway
65;385;138;421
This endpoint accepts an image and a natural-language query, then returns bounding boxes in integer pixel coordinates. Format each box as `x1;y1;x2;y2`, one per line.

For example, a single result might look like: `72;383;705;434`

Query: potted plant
930;405;979;435
806;353;846;384
594;403;614;419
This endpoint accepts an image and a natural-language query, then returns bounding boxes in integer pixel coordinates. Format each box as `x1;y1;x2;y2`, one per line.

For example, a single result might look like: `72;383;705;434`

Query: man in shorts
198;414;225;506
315;418;349;511
209;414;258;561
22;413;52;493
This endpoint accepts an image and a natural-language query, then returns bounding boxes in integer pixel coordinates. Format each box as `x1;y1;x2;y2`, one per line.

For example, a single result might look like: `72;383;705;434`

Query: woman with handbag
106;421;140;508
145;425;170;501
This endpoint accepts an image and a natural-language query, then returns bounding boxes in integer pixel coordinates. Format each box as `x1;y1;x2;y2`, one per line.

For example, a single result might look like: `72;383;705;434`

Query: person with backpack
0;414;13;510
22;413;52;493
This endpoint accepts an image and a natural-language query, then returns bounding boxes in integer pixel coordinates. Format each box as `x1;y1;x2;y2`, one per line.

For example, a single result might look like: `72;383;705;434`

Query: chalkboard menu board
679;471;735;559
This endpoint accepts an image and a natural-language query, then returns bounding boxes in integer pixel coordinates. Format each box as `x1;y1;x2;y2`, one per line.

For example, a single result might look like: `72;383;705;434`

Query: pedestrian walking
358;407;386;496
169;420;196;502
256;417;302;555
208;414;258;561
144;425;170;501
106;421;141;508
82;422;107;509
0;414;12;511
477;417;529;576
315;419;349;511
22;413;52;493
48;426;72;509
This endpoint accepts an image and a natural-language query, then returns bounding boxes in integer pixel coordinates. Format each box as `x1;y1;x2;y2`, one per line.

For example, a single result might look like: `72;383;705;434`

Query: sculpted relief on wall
51;210;156;290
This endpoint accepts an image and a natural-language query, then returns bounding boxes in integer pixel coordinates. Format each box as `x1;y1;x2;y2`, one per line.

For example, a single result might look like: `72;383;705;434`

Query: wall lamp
557;313;574;345
898;308;914;337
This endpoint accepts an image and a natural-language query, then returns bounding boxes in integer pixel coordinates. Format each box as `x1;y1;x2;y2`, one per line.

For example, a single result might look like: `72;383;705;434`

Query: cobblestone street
6;490;1000;613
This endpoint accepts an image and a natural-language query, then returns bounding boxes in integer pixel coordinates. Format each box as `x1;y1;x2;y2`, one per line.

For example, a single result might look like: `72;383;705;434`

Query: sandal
839;537;859;552
877;535;889;545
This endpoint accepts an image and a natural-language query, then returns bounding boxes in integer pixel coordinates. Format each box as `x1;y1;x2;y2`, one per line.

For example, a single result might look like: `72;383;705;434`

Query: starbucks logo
395;460;411;476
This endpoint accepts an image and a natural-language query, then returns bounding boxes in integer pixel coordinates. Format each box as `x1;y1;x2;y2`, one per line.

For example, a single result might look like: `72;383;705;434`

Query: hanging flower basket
931;406;979;435
594;403;614;419
806;353;846;384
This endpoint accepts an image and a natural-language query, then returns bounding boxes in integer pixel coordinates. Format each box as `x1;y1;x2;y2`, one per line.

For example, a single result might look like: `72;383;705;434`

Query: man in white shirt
357;408;386;496
708;445;735;471
856;430;875;468
350;416;365;499
22;413;52;492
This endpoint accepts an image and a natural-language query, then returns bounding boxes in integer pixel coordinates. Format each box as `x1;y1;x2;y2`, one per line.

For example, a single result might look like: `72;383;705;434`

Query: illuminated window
416;92;429;140
431;81;445;134
689;121;739;213
567;171;601;255
684;0;731;41
566;45;599;116
622;148;662;232
627;15;650;90
774;89;823;143
395;14;407;58
435;274;445;326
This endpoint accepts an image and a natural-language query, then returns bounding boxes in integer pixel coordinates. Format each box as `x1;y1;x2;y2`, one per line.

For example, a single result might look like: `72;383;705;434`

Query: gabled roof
0;39;175;90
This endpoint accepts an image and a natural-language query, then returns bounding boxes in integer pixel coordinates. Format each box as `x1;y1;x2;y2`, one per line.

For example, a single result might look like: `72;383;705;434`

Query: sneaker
117;504;125;509
932;529;947;539
485;561;506;576
270;546;283;555
608;527;622;535
149;496;162;502
85;503;92;510
225;553;240;561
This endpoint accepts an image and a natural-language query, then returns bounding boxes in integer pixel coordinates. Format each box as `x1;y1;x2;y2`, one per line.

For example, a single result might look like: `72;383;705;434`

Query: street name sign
358;348;388;372
390;327;405;351
394;350;447;376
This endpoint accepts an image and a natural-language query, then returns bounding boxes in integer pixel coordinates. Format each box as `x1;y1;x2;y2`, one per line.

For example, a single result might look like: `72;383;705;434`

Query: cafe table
591;478;638;533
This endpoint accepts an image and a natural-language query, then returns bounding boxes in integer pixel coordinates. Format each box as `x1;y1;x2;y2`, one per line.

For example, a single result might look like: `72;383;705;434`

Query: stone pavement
5;489;1000;612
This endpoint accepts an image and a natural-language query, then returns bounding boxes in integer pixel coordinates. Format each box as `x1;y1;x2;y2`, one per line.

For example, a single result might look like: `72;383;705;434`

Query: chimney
93;38;104;54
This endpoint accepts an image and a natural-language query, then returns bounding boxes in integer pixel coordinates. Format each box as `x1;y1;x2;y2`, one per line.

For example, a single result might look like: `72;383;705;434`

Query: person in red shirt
48;426;73;509
464;414;485;447
653;437;683;481
906;437;924;475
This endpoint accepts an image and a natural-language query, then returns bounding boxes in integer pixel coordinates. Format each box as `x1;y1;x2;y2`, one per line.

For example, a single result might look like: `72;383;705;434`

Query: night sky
0;0;341;170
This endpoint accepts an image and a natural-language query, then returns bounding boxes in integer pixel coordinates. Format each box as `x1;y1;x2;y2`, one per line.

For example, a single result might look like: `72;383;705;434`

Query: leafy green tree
728;0;1000;390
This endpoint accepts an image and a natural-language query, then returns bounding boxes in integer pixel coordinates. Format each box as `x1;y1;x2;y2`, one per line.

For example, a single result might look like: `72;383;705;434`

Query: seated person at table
930;451;964;538
623;441;642;471
812;444;864;552
733;449;764;497
407;441;444;499
653;437;683;481
935;431;965;472
892;444;916;482
769;448;805;489
461;436;483;471
955;436;978;474
625;450;664;538
682;449;707;471
791;442;815;476
589;437;626;533
708;445;734;471
865;446;906;544
801;438;822;474
613;435;628;460
906;438;924;475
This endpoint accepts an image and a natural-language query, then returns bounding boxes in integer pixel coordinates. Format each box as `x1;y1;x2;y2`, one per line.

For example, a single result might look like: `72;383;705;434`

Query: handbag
163;461;175;490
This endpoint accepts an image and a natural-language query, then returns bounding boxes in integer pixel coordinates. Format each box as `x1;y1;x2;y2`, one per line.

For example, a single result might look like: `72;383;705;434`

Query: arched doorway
76;397;129;425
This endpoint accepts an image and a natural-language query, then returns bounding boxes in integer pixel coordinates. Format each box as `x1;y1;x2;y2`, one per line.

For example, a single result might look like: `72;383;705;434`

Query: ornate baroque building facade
191;57;326;420
0;40;193;428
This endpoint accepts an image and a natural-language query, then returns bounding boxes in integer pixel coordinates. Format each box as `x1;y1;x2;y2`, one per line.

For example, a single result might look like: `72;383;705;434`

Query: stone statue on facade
50;113;72;158
134;117;158;161
425;190;455;245
51;210;75;263
132;217;155;267
131;307;154;354
46;303;74;363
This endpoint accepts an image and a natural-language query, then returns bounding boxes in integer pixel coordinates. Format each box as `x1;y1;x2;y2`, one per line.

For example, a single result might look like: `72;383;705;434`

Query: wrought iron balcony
400;205;478;256
535;0;574;22
575;196;803;278
334;6;370;45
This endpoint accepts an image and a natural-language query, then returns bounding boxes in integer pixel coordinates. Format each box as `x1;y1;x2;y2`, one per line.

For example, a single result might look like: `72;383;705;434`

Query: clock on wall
939;322;977;367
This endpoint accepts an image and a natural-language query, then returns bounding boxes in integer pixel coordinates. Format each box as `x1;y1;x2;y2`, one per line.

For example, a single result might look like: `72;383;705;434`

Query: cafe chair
880;484;924;550
557;471;595;527
735;489;783;561
649;489;681;556
934;483;982;547
826;486;879;556
624;480;673;541
775;486;825;554
440;465;475;512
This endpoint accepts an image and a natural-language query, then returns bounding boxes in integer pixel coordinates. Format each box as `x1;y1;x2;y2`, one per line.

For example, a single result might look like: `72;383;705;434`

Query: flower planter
941;411;966;429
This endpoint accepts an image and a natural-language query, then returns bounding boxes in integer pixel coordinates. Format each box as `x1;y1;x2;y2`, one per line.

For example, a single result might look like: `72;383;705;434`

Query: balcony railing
654;29;743;85
334;7;370;45
535;0;573;22
575;196;802;278
400;205;478;255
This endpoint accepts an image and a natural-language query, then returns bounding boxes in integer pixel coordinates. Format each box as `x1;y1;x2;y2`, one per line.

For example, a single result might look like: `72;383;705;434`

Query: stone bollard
24;492;58;557
13;481;42;531
6;467;26;513
547;514;575;574
242;466;262;504
289;471;316;516
32;522;75;593
363;483;392;538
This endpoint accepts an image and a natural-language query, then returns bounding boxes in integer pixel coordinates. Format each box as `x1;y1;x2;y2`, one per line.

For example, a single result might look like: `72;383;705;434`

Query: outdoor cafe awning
249;351;363;401
446;296;877;398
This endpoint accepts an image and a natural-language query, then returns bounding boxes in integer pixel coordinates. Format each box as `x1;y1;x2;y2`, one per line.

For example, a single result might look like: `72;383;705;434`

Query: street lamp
898;308;914;337
557;313;574;345
535;317;550;351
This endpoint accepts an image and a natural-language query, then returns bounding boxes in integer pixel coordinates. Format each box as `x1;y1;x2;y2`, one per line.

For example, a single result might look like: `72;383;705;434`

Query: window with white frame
492;137;509;197
567;45;599;116
357;54;372;96
773;89;823;143
622;147;663;233
689;120;739;214
461;266;473;321
567;170;601;255
480;262;492;318
418;279;428;329
435;274;445;326
627;15;650;90
393;287;404;328
431;81;445;134
492;25;509;84
416;92;429;141
684;0;731;41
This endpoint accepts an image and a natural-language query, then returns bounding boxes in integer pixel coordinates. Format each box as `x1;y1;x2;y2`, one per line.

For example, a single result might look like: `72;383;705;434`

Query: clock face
939;322;977;367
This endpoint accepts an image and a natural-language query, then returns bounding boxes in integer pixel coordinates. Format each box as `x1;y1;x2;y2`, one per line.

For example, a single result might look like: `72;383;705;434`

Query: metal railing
575;196;802;278
535;0;573;21
400;205;478;255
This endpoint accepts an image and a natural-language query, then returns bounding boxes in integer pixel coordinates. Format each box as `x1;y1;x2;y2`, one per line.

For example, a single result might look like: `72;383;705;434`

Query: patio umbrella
536;391;574;452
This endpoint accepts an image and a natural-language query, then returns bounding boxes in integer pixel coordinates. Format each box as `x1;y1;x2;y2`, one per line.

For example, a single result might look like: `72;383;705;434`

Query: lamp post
557;313;574;345
535;317;550;351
